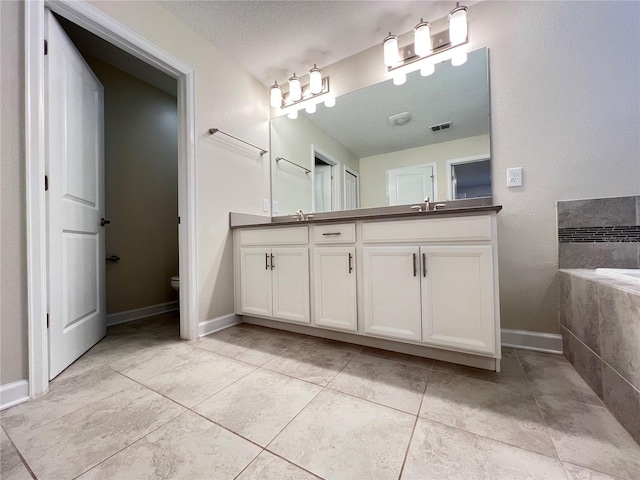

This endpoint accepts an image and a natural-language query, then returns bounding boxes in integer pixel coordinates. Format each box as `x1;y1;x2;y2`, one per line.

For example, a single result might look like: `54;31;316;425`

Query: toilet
170;275;179;292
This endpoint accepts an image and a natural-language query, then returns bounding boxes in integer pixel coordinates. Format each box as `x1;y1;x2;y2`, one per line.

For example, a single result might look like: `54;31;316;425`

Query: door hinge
178;216;181;224
44;39;48;56
46;314;49;328
45;175;48;191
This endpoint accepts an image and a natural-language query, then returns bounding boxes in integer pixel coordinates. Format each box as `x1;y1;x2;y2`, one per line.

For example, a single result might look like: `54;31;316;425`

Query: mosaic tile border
559;226;640;243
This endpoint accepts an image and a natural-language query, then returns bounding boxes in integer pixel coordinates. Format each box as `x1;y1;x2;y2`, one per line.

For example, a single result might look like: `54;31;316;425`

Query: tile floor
1;312;639;480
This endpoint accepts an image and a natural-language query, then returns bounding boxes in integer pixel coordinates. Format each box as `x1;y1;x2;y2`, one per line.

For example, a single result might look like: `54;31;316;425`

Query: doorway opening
312;147;340;213
446;156;491;200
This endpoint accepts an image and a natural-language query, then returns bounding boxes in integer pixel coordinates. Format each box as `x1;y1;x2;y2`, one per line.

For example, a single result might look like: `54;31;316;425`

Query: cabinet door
313;247;357;332
239;248;272;317
362;247;422;341
272;248;310;324
421;246;495;354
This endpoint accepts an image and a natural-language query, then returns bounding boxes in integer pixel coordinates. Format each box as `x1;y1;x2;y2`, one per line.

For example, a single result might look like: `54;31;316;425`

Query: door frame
343;166;360;210
26;0;198;397
310;145;340;212
445;154;490;200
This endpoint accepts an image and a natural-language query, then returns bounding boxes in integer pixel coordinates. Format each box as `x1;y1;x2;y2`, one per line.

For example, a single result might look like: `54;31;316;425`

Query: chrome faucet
424;196;431;211
292;209;313;221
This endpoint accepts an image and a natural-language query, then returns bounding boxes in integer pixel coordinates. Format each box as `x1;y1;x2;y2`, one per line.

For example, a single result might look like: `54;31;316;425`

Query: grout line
2;426;38;480
397;379;427;479
259;450;325;479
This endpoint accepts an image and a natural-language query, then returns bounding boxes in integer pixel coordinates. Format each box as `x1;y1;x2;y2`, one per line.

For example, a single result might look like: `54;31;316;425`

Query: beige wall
0;1;28;385
85;58;179;315
359;135;490;208
324;1;640;334
271;114;359;215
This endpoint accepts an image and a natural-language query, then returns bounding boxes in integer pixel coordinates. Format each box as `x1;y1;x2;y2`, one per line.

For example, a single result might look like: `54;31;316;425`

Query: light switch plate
272;200;279;214
263;199;270;212
507;167;523;187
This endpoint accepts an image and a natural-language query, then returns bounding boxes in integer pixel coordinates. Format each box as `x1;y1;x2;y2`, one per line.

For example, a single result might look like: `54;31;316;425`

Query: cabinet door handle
322;232;341;236
265;253;269;270
348;253;353;273
270;253;275;270
413;253;417;277
422;253;427;277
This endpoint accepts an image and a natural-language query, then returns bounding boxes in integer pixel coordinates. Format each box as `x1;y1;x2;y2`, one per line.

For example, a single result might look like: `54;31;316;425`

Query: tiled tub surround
3;314;640;479
559;269;640;444
557;195;640;268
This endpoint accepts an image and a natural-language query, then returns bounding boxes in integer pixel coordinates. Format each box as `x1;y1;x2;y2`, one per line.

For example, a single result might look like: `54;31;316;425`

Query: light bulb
270;82;282;108
324;95;336;108
393;72;407;86
451;52;467;66
287;110;298;120
309;65;323;94
414;20;432;57
420;63;435;76
305;102;316;114
383;33;400;66
448;5;468;46
289;74;302;102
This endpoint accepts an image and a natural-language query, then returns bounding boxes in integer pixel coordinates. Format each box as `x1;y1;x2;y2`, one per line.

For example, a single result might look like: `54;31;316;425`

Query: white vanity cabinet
236;227;310;324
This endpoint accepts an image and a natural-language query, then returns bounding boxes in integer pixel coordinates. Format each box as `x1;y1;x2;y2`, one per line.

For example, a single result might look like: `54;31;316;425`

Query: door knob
106;255;120;262
100;218;111;226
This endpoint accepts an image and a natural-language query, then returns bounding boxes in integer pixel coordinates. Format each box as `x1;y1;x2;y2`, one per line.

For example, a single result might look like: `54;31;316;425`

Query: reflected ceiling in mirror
271;47;490;216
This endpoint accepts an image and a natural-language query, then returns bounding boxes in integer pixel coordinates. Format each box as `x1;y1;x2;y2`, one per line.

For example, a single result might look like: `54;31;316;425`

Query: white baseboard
107;301;179;327
198;313;241;337
1;380;29;411
501;328;563;354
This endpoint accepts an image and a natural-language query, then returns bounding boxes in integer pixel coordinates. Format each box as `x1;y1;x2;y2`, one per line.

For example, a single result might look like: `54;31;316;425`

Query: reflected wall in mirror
271;47;490;215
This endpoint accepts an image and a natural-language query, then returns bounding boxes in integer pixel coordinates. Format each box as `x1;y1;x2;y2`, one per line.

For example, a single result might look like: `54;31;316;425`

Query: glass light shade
305;102;317;114
393;72;407;86
309;65;323;94
383;33;400;66
451;51;467;66
287;109;298;120
449;6;468;46
324;95;336;108
270;83;282;108
414;20;432;57
420;62;435;76
289;74;302;101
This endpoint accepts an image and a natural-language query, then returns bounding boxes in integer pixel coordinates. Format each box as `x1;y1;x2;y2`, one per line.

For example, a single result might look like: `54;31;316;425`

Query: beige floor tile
432;352;526;386
195;326;292;366
10;384;185;480
141;348;256;407
77;411;259;480
517;350;602;406
105;324;141;336
295;335;363;354
85;331;172;364
0;428;32;480
1;365;135;437
194;369;321;446
262;341;356;386
108;342;198;381
269;389;415;480
537;393;640;480
53;355;103;381
419;372;556;457
357;347;434;370
401;418;566;480
125;312;179;336
563;462;625;480
236;451;319;480
327;353;430;414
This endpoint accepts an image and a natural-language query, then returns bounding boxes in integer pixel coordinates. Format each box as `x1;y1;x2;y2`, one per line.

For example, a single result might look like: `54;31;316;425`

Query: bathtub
595;268;640;283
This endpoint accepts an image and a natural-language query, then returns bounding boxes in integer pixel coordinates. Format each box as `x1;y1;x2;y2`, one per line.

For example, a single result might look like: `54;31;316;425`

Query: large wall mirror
271;47;490;215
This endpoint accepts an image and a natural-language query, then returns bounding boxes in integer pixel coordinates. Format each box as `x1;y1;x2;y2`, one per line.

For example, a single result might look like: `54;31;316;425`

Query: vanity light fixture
271;66;333;119
309;65;323;94
288;74;302;102
324;94;336;108
305;103;317;114
270;81;282;108
383;3;469;82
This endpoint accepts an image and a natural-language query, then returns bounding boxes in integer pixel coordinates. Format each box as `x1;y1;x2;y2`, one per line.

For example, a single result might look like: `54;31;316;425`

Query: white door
387;164;435;205
314;164;332;212
313;247;357;332
421;246;495;354
362;247;422;341
344;168;359;210
47;11;106;379
272;248;310;323
239;248;273;317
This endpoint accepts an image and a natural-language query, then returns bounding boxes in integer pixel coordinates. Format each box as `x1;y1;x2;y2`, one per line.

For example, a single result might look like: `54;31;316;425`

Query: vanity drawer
362;215;492;243
313;223;356;244
239;226;308;246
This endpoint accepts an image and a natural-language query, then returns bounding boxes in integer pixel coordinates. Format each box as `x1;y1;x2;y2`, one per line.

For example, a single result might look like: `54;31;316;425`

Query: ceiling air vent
388;112;411;126
430;121;452;132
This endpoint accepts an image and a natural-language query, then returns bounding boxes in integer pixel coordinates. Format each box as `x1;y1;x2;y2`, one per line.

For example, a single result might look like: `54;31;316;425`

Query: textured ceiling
157;1;467;86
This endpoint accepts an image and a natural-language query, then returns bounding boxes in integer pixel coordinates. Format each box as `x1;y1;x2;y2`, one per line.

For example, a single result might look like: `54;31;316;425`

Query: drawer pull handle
265;253;269;270
322;232;341;236
348;253;353;274
270;253;275;270
413;253;417;277
422;253;427;277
